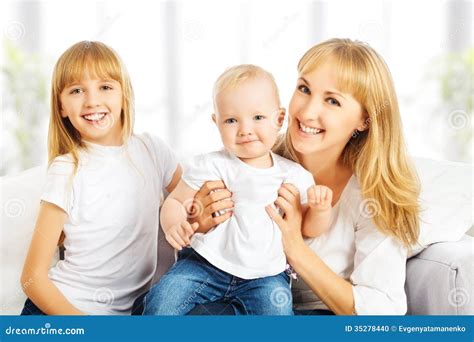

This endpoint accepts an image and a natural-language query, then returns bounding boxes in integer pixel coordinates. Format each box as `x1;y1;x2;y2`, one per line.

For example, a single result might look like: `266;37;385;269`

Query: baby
143;65;332;315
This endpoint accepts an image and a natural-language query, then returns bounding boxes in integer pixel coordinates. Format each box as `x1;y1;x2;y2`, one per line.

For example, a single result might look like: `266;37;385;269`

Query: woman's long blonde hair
275;38;420;247
48;41;134;171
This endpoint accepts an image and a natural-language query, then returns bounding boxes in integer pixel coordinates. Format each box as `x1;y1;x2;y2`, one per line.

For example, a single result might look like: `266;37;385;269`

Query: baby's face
213;76;284;161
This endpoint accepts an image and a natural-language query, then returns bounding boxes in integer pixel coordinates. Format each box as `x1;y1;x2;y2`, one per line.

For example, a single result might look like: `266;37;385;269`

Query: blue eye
254;115;265;121
224;118;237;124
298;85;310;94
327;98;341;106
69;88;83;95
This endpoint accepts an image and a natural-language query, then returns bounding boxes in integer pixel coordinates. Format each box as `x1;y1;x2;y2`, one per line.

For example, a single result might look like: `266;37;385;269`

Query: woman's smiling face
288;60;367;158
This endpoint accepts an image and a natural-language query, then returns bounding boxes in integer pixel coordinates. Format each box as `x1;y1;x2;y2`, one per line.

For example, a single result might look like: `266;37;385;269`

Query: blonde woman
190;38;420;315
20;41;181;315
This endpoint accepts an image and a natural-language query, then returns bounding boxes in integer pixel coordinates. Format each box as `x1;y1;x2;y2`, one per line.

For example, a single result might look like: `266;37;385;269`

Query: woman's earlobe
357;115;370;132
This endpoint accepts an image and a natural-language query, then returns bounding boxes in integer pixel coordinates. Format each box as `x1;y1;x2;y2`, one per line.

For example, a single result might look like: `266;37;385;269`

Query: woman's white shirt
292;175;408;315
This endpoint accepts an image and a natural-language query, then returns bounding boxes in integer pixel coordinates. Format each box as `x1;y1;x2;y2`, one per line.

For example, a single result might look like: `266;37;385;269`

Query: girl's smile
82;111;108;122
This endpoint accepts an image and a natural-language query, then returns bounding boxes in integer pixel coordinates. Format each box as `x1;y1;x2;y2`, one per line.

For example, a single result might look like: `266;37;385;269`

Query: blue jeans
20;298;46;315
21;295;147;315
143;247;293;315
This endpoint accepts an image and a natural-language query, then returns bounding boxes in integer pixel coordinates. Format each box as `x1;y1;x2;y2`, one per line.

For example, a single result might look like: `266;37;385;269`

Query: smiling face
213;75;285;165
59;70;124;146
288;61;367;159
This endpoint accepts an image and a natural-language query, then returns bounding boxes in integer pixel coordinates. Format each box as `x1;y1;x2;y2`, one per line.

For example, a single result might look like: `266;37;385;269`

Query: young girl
20;41;181;315
191;38;421;315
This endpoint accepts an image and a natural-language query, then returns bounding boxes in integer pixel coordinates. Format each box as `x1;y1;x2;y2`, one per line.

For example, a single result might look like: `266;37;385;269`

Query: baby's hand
307;185;333;212
165;221;199;251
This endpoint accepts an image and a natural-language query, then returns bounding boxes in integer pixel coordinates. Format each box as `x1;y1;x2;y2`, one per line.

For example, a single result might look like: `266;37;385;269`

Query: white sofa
1;158;472;315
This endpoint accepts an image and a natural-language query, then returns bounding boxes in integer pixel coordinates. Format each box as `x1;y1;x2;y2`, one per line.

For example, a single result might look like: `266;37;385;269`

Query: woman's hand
265;183;305;255
189;181;234;233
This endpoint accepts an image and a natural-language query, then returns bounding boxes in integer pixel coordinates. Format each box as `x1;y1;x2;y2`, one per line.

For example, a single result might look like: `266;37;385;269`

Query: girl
20;41;181;315
190;38;421;315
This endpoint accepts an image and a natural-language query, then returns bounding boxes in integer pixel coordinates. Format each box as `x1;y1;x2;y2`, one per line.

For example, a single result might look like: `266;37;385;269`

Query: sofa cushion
411;158;472;257
406;235;474;315
1;166;49;314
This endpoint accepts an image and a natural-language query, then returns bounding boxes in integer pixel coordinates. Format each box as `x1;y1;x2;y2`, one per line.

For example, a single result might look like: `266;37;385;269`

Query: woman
189;38;420;315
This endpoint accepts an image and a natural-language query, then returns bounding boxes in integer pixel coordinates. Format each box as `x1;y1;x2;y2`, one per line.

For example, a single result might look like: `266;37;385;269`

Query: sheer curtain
1;0;472;176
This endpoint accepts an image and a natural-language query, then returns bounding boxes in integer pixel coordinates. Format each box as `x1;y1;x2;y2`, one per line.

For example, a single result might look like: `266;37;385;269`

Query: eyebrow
298;77;346;100
65;79;116;88
325;90;346;100
216;111;232;117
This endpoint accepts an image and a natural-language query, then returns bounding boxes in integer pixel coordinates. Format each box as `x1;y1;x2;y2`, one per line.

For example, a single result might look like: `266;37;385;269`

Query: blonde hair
48;41;134;171
274;38;420;247
212;64;280;111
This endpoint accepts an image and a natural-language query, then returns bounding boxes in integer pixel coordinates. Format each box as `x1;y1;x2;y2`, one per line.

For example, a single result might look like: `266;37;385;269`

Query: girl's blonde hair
274;38;420;247
48;41;134;171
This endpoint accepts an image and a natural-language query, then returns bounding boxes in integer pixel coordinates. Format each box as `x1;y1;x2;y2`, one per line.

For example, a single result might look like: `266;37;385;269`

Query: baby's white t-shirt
182;150;314;279
43;133;178;315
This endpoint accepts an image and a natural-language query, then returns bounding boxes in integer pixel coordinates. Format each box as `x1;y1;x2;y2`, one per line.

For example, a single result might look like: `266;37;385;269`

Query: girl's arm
266;183;355;315
21;202;85;315
165;165;182;193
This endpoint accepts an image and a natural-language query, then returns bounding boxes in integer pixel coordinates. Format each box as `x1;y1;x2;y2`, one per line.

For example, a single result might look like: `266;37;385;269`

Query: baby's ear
276;108;286;128
211;113;217;124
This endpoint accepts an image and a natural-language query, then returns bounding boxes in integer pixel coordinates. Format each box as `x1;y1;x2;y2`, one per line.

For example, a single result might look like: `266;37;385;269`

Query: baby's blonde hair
274;38;420;247
48;41;134;172
212;64;280;111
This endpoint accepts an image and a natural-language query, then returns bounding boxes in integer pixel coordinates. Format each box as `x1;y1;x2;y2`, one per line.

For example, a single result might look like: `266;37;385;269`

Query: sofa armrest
406;235;473;315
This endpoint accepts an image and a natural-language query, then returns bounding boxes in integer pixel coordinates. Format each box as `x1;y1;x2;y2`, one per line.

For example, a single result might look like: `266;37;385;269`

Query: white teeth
299;122;322;135
83;112;106;121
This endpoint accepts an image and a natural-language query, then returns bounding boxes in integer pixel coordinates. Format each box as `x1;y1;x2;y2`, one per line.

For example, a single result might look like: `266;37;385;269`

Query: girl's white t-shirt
183;150;315;279
42;133;178;315
291;175;409;315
